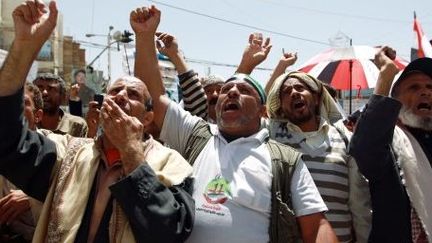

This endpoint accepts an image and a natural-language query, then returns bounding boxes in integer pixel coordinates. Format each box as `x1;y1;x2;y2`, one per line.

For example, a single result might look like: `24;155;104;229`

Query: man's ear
34;109;43;123
260;104;268;118
142;111;154;130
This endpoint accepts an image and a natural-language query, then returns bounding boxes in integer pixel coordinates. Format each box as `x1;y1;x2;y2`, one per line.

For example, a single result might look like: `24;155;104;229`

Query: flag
413;12;432;58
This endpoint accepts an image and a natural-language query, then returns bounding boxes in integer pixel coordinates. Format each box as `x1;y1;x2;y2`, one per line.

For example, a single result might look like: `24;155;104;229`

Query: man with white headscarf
236;35;371;242
266;71;371;243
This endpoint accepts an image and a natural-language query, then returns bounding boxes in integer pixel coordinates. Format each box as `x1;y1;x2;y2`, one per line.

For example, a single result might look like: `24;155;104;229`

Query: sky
58;0;432;86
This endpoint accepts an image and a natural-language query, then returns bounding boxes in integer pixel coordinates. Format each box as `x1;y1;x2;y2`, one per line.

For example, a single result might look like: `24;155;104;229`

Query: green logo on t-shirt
203;174;231;204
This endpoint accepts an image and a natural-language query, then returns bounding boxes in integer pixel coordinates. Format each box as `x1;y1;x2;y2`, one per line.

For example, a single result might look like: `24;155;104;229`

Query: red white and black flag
413;12;432;59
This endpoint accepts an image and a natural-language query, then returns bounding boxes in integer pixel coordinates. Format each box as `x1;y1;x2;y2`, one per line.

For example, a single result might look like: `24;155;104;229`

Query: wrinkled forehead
223;79;256;92
108;76;150;97
282;77;310;90
108;77;145;90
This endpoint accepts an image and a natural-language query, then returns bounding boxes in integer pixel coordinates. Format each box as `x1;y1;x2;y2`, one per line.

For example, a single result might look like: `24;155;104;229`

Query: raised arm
236;33;272;74
373;46;399;96
156;32;208;118
0;0;58;202
0;0;57;96
349;46;400;180
265;51;297;94
156;32;188;75
131;6;170;130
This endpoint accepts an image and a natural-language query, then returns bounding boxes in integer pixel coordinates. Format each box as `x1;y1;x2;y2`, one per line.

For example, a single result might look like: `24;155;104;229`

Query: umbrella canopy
298;45;408;90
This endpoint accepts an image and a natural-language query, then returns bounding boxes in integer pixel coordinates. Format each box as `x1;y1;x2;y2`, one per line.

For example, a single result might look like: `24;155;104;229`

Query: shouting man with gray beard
349;46;432;242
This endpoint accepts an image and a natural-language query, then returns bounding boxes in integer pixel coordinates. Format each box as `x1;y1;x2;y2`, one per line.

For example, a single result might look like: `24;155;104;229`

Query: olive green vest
184;120;302;243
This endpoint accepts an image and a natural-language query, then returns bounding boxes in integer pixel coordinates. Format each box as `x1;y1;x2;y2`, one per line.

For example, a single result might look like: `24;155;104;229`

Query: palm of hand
245;44;268;63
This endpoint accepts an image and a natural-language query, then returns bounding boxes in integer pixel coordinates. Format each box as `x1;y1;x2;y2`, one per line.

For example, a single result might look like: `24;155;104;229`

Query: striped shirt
178;70;208;119
269;118;365;243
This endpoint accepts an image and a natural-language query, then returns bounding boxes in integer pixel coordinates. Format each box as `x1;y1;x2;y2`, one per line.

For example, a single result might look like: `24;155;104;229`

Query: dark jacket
349;95;412;243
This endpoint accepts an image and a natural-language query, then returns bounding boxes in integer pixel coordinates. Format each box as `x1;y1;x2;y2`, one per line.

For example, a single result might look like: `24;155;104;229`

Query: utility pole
107;26;113;83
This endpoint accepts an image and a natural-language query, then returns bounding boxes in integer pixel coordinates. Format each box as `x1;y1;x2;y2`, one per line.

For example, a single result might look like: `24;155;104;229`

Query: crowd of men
0;1;431;242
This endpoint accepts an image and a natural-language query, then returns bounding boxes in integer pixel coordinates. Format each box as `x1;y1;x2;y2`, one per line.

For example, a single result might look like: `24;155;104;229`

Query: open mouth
223;102;240;112
293;100;306;110
417;103;431;111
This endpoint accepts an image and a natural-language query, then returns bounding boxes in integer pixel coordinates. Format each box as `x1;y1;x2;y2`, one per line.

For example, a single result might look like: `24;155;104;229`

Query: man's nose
227;85;240;97
420;87;432;97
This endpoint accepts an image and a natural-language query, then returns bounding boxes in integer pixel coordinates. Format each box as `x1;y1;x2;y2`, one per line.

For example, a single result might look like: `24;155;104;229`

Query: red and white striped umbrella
298;45;408;90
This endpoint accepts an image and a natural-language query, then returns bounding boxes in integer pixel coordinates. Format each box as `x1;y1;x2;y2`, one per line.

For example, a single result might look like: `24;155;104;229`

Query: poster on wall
37;40;53;61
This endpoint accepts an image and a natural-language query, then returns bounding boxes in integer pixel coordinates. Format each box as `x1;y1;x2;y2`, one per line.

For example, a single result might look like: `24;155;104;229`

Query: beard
280;105;315;126
43;104;59;115
399;105;432;131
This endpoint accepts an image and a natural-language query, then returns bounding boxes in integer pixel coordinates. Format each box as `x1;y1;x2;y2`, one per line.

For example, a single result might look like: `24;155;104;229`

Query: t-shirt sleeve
159;101;202;154
290;159;328;217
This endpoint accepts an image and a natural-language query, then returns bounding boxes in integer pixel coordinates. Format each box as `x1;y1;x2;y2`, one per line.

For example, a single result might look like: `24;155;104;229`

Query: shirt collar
285;116;330;134
211;124;269;144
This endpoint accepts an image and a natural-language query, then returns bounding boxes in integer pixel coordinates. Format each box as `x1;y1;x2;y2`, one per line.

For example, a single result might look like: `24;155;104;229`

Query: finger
158;33;167;43
248;33;254;44
165;35;174;48
100;101;111;121
6;209;22;224
149;5;161;19
102;98;120;122
0;196;13;224
142;7;151;21
88;101;99;108
136;7;144;22
254;33;263;45
26;1;38;23
385;48;396;60
160;33;169;41
263;37;271;48
18;2;33;24
35;0;47;13
47;1;58;25
0;206;15;225
105;98;127;120
130;9;138;22
264;44;273;56
0;194;11;208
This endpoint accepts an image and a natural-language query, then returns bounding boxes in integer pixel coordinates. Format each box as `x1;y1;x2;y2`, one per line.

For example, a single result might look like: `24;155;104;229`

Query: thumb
47;1;58;26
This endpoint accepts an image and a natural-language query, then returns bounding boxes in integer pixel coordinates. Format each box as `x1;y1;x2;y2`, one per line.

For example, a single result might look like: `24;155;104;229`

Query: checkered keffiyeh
411;208;429;243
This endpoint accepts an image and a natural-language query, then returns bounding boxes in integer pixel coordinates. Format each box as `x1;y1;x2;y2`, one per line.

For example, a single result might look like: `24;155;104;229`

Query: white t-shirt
160;102;327;243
